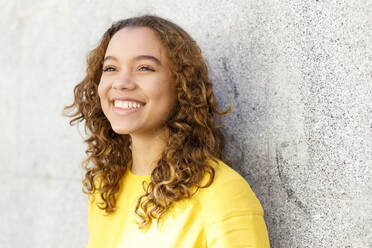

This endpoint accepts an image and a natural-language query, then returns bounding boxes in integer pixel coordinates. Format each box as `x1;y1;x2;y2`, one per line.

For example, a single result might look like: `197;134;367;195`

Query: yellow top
87;159;270;248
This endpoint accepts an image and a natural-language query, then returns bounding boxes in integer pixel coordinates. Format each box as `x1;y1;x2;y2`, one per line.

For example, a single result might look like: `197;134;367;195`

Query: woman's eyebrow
103;55;118;63
103;55;162;65
133;55;162;65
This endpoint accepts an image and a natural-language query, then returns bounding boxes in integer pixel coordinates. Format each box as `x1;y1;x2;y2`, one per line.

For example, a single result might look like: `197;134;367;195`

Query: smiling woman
98;27;176;140
64;15;270;248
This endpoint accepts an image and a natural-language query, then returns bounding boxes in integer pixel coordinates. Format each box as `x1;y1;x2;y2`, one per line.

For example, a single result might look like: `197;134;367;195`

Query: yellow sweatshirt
87;159;270;248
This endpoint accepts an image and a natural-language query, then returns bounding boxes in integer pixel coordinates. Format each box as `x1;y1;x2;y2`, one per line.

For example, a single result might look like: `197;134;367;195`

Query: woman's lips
111;96;146;105
111;102;144;116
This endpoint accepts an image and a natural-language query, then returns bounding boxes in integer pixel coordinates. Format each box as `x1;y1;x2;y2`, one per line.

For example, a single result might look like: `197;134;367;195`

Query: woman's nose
112;72;136;90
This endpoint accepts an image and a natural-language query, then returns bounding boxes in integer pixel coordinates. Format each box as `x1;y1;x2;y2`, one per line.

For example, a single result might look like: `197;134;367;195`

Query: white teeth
114;100;142;109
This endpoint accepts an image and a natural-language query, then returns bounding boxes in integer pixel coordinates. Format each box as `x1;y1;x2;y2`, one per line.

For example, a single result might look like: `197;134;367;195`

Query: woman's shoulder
198;158;264;215
198;159;270;247
205;158;248;185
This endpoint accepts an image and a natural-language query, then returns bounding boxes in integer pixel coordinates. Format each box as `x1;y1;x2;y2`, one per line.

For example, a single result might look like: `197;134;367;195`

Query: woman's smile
112;100;145;116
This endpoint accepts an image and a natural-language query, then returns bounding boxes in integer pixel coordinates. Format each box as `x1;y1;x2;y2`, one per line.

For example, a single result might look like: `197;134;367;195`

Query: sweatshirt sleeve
204;177;270;248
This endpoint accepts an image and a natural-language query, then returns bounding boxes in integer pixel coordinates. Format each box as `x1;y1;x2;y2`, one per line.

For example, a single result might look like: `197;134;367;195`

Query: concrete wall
1;0;371;247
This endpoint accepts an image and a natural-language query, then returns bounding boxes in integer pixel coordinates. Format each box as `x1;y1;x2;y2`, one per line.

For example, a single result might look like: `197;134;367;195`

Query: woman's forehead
105;27;166;62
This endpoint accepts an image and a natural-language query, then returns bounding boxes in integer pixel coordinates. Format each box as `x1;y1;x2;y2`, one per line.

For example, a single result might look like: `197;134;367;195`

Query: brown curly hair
63;15;231;229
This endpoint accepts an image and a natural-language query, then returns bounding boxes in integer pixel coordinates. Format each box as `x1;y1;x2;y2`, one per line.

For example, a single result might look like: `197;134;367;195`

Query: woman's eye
103;66;116;72
138;65;155;72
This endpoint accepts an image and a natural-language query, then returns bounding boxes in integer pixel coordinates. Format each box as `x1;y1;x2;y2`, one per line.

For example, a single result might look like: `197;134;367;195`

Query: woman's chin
110;125;133;135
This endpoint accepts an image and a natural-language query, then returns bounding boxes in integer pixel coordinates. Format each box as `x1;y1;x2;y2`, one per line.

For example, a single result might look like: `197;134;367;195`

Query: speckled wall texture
1;0;371;247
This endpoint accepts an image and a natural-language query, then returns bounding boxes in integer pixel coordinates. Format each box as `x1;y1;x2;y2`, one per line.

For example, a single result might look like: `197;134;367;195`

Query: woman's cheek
97;79;109;98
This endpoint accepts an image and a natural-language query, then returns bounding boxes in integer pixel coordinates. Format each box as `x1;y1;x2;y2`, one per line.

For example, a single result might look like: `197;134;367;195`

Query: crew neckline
126;160;152;179
127;168;152;178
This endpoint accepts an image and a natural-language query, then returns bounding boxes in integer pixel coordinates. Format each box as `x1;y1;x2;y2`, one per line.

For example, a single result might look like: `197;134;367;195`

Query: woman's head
98;26;176;137
64;15;231;229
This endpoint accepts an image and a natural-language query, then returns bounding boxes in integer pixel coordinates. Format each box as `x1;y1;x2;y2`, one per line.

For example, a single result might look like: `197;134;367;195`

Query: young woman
64;15;270;248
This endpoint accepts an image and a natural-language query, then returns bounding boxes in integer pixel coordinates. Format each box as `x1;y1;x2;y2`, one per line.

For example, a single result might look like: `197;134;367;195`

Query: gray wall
1;0;371;247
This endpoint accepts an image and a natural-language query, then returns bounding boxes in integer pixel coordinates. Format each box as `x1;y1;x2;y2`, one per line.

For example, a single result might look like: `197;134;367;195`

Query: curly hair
63;15;231;229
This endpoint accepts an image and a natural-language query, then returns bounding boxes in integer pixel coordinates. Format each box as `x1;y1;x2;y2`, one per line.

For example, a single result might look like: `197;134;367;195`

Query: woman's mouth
112;100;145;115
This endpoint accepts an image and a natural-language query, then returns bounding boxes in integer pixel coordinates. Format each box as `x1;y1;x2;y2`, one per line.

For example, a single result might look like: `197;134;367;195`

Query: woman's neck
129;129;169;176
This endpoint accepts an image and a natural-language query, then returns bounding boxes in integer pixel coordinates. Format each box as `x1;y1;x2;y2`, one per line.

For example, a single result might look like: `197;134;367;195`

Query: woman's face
98;27;176;137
